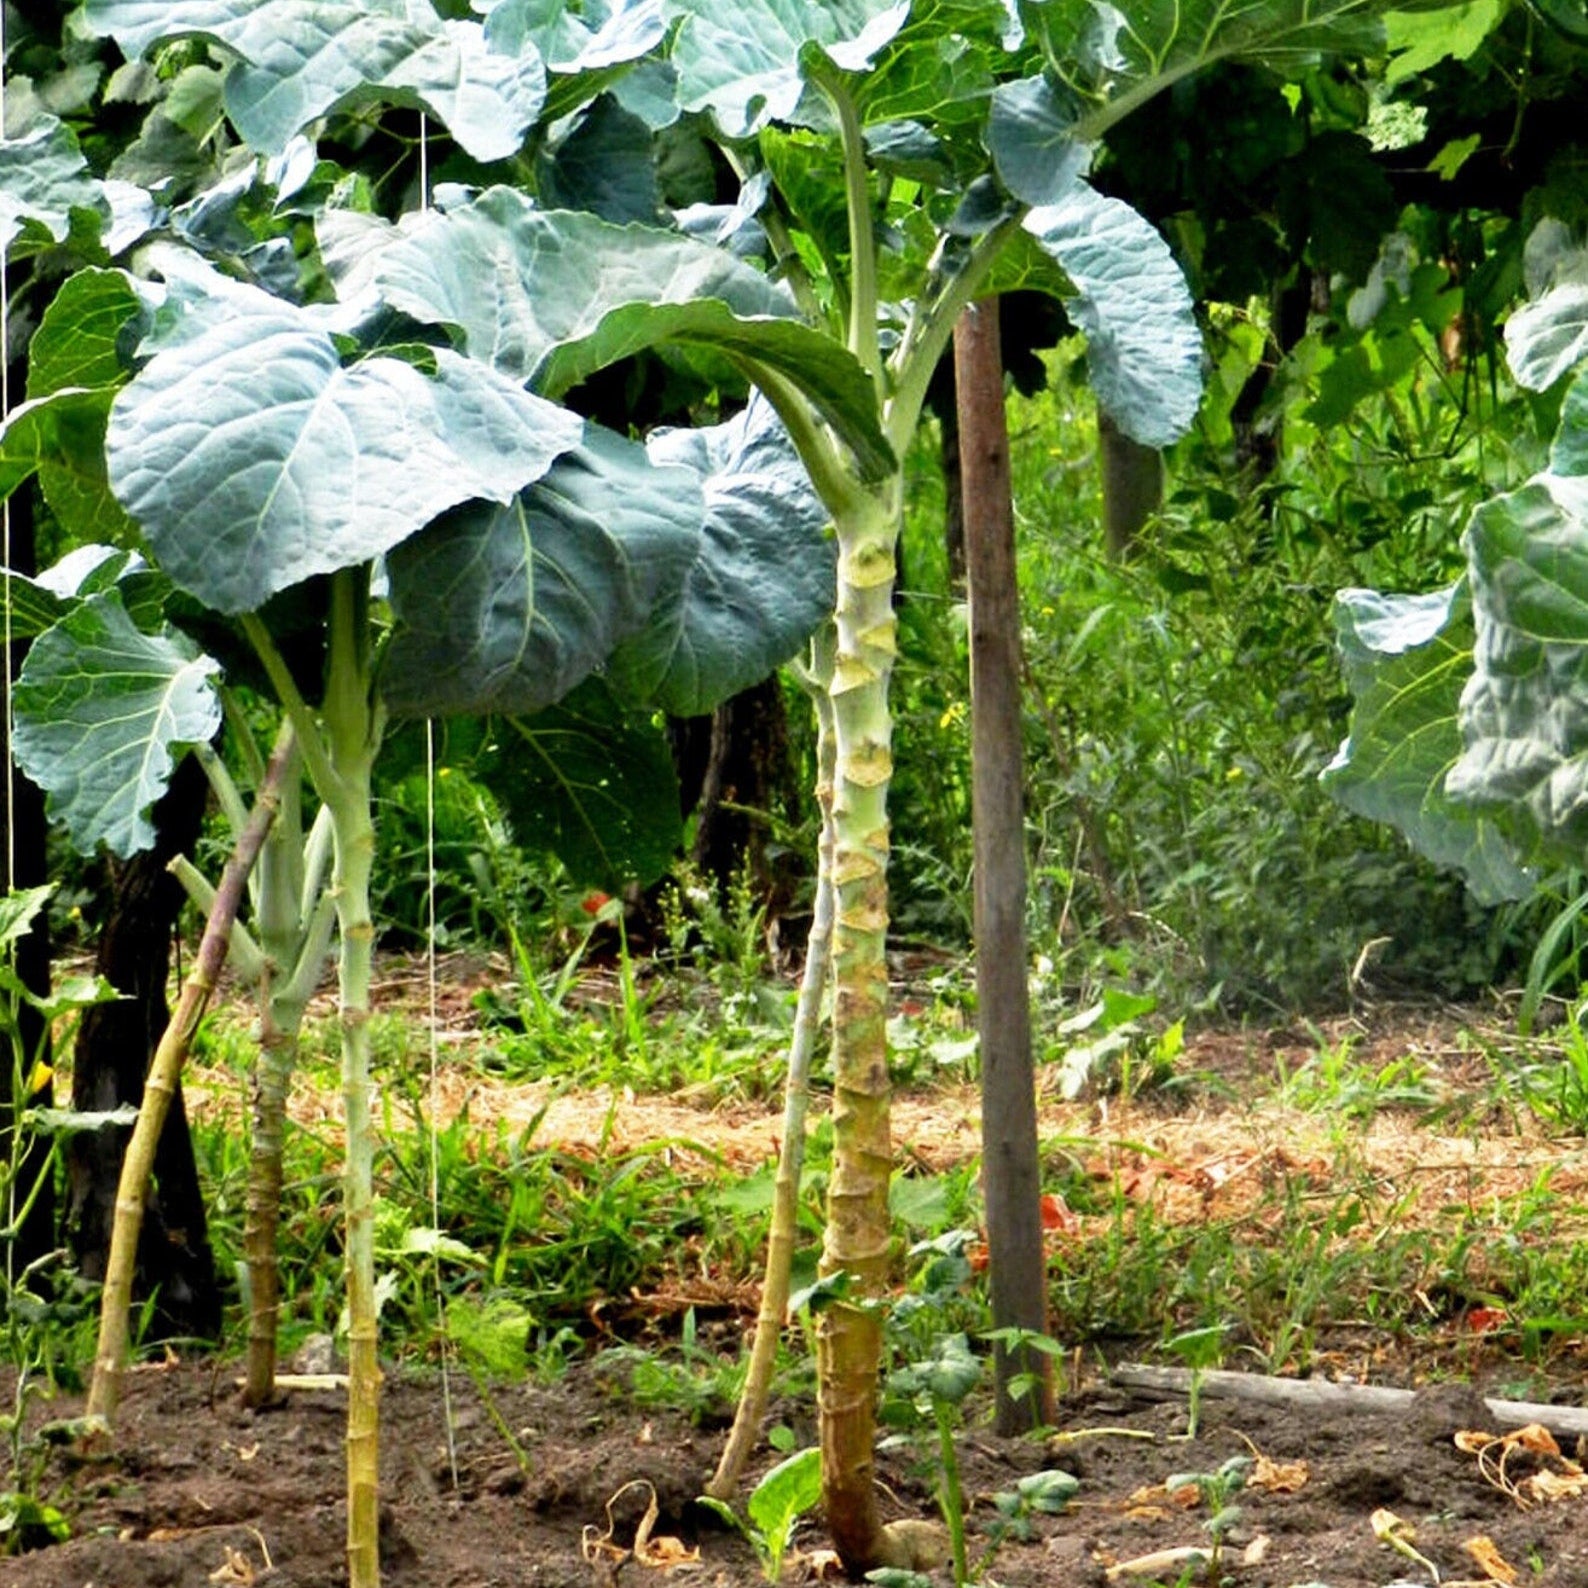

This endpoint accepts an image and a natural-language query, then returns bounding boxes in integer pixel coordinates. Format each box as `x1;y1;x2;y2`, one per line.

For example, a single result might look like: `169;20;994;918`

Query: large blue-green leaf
381;423;702;718
104;303;584;614
0;113;110;257
1553;367;1588;479
538;94;661;224
483;0;667;73
988;76;1090;207
1448;476;1588;858
665;0;910;136
480;680;682;889
1505;283;1588;392
1022;0;1404;139
384;401;832;719
340;188;893;476
1321;581;1533;905
607;396;835;714
82;0;547;160
1024;184;1202;448
12;590;222;858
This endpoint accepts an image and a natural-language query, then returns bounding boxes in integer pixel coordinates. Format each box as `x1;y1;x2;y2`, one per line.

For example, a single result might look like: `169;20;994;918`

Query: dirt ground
7;1351;1588;1586
12;988;1588;1586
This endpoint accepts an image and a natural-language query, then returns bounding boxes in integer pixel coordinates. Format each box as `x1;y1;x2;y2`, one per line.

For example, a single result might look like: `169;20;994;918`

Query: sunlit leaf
665;0;910;136
83;0;548;160
13;591;222;857
1322;581;1534;905
1024;183;1203;447
105;299;583;613
0;112;109;257
342;188;892;475
1449;477;1588;859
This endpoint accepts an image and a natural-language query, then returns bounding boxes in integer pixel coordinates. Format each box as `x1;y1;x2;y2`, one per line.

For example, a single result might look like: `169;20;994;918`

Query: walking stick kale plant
0;2;1474;1582
346;0;1452;1570
0;13;834;1587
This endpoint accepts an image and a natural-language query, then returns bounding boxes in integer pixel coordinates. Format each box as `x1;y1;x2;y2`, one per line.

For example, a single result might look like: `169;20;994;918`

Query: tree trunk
67;753;221;1341
1098;410;1163;561
1;477;54;1276
669;675;799;911
954;299;1054;1434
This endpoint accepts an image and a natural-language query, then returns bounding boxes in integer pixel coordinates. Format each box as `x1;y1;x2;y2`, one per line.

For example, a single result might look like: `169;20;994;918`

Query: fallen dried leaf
1123;1481;1198;1511
1249;1455;1309;1494
1463;1534;1519;1584
209;1545;255;1585
1520;1469;1588;1504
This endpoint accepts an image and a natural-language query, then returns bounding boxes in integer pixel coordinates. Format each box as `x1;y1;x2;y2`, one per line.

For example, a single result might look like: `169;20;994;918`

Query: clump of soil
7;1356;1588;1587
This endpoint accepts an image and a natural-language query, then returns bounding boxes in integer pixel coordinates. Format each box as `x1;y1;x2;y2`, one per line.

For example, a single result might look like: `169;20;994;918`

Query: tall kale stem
84;722;294;1424
708;627;837;1498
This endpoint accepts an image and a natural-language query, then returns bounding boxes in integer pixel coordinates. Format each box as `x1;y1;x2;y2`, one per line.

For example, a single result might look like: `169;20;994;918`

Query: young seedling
1164;1455;1252;1586
1164;1324;1232;1440
982;1468;1081;1553
698;1445;822;1583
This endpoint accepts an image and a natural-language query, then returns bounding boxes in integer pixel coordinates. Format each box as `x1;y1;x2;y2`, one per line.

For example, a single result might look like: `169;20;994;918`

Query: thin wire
417;109;460;1493
1;8;14;896
0;0;14;1291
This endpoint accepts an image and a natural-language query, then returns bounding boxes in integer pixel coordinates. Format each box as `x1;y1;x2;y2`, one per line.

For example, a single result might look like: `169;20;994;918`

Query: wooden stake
954;297;1053;1434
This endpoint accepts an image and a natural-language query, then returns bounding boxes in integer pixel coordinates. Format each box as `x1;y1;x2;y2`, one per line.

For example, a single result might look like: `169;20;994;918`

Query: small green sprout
698;1445;822;1582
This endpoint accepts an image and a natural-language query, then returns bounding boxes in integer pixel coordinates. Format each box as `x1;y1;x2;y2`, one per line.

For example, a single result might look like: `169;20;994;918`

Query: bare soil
7;1353;1588;1586
10;983;1588;1586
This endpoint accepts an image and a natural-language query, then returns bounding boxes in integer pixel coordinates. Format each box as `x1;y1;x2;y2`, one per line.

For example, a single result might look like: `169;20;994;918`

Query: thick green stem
811;66;881;384
85;723;294;1425
243;748;336;1408
818;485;908;1575
888;218;1021;455
934;1402;969;1588
241;985;297;1408
316;570;384;1588
708;629;837;1500
167;856;267;984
